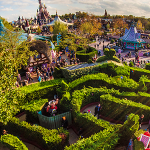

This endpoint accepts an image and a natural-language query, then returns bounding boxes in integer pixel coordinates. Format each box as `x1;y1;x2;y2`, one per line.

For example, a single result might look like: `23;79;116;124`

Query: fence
38;111;72;129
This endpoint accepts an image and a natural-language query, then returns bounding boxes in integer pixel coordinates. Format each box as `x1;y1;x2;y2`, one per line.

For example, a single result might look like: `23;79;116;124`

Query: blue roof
0;19;5;36
120;24;145;43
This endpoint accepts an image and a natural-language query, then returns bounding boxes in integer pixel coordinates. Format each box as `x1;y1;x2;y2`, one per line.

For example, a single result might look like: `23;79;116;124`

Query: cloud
1;7;13;11
1;0;150;22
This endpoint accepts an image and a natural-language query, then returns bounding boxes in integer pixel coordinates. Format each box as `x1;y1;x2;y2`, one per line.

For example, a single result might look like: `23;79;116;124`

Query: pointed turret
0;18;5;36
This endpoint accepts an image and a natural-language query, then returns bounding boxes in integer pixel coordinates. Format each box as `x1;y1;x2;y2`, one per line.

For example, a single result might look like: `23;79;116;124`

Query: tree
0;27;36;124
106;23;110;30
37;26;41;34
53;21;68;39
137;20;143;30
49;26;53;33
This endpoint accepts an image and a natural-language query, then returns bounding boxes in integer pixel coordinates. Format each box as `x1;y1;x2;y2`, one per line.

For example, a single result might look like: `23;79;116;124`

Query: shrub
21;99;48;123
61;63;130;82
60;92;71;112
100;94;150;122
61;80;69;91
117;113;139;146
68;73;139;92
129;66;150;81
110;39;115;44
87;59;93;63
76;46;98;62
53;67;63;79
129;61;134;67
65;129;119;150
0;134;28;150
145;63;150;70
123;61;128;66
5;117;69;150
96;56;120;63
20;79;63;104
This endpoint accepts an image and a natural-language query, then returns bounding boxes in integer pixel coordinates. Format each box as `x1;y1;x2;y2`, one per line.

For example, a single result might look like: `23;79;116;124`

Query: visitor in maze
94;104;102;119
139;114;144;130
61;116;68;130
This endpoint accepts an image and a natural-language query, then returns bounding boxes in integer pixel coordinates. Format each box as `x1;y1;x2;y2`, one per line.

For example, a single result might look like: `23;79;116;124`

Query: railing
38;111;72;129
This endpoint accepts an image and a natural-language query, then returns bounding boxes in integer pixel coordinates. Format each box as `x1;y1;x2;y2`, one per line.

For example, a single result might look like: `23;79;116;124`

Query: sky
1;0;150;22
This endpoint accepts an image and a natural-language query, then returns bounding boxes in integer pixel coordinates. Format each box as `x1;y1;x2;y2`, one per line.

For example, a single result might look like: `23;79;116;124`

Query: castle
37;0;51;25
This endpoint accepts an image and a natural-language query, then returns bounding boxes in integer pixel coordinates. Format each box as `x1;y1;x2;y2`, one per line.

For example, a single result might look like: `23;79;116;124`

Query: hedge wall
145;63;150;70
5;117;69;150
0;134;28;150
76;46;98;62
65;129;120;150
71;87;121;136
68;73;139;92
129;66;150;82
96;55;121;63
20;79;63;104
61;63;130;82
65;113;139;149
100;94;150;122
22;99;48;123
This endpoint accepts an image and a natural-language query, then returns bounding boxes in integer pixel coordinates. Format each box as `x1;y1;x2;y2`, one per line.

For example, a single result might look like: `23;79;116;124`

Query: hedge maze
2;62;150;149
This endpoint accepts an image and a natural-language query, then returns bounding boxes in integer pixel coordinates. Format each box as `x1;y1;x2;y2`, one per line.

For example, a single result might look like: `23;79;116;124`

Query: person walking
139;114;144;130
94;104;102;119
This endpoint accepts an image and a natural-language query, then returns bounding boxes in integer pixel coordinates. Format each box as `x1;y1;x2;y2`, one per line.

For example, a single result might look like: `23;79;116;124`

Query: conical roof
120;24;145;43
0;19;5;35
46;11;73;26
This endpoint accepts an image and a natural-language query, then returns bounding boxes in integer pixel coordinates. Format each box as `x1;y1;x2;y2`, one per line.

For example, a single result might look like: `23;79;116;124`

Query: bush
0;134;28;150
110;39;115;44
117;113;139;146
61;80;69;91
61;63;129;82
87;59;93;63
5;117;69;150
76;46;98;62
96;56;120;63
21;99;48;123
123;62;128;66
129;66;150;82
145;63;150;70
60;92;71;112
68;73;139;92
20;79;63;104
53;67;63;79
65;129;119;150
100;94;150;122
129;61;134;67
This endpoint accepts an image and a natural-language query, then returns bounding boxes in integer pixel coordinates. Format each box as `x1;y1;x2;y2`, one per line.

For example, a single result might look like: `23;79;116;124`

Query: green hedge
96;56;121;63
65;113;139;149
129;66;150;82
60;92;71;112
117;113;139;146
145;63;150;70
0;134;28;150
100;94;150;122
68;73;139;92
22;99;48;123
71;87;150;122
76;46;98;62
20;79;63;104
5;117;69;150
65;129;120;150
61;63;130;82
71;87;121;136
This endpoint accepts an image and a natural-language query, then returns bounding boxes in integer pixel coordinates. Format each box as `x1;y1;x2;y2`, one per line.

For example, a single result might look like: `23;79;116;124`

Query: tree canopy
53;21;68;39
0;26;36;124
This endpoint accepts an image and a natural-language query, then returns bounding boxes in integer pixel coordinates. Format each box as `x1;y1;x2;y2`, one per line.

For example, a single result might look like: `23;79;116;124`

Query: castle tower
104;9;107;16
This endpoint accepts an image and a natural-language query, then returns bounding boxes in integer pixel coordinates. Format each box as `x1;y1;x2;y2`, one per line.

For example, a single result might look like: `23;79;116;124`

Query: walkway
82;104;149;130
